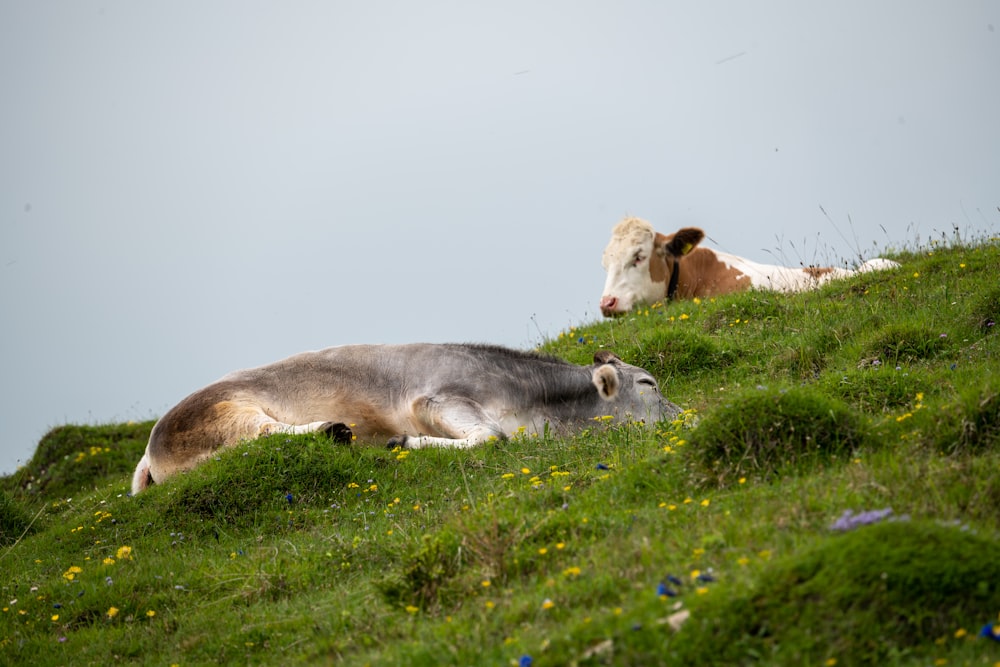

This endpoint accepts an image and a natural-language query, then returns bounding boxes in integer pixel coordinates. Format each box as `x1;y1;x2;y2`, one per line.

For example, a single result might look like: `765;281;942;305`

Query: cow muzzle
600;295;627;317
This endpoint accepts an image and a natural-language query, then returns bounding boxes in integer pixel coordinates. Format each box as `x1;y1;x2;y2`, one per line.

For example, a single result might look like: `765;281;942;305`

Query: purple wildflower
830;508;896;531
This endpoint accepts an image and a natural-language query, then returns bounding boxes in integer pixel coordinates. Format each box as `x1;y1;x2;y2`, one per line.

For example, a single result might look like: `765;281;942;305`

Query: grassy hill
3;234;1000;666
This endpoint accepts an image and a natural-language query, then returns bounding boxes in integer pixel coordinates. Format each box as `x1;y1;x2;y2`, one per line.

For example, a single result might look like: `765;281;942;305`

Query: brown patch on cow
623;223;761;301
647;228;708;296
671;248;752;298
802;267;835;280
648;247;669;285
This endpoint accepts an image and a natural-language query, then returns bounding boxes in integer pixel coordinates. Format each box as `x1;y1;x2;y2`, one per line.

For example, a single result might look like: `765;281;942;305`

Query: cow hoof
387;435;409;449
321;422;353;444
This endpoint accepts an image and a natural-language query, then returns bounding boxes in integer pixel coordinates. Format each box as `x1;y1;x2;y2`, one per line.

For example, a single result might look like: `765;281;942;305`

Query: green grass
3;235;1000;666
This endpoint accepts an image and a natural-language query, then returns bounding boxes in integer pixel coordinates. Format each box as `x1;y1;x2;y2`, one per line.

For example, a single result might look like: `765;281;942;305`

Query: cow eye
632;252;645;267
637;378;657;387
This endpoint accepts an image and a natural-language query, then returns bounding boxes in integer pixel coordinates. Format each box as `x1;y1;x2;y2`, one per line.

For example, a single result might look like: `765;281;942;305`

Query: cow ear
664;227;705;257
592;364;621;400
593;350;621;365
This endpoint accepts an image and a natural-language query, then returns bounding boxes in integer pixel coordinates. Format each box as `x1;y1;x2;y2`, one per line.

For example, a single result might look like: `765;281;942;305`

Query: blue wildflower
519;655;533;667
657;582;677;597
667;574;683;586
596;463;610;470
285;492;294;505
980;623;1000;641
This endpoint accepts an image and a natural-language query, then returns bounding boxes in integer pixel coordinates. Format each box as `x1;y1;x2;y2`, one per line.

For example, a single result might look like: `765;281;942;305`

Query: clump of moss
151;433;357;535
969;284;1000;334
0;490;33;546
927;378;1000;457
668;520;1000;665
2;422;153;502
820;367;927;414
863;322;952;365
632;328;736;378
686;386;868;486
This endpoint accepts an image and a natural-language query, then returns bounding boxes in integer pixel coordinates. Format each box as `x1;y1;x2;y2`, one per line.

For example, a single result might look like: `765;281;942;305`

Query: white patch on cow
858;258;901;272
715;252;851;292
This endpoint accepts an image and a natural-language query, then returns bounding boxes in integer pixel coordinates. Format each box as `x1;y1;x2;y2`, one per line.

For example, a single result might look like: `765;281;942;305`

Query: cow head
590;350;681;423
600;217;704;317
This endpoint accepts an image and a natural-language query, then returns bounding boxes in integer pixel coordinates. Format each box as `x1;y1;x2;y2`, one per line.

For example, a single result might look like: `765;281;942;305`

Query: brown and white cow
131;343;680;494
600;217;899;316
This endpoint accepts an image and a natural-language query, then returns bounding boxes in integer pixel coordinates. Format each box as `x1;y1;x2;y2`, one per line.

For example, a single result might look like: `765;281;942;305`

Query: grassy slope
2;237;1000;666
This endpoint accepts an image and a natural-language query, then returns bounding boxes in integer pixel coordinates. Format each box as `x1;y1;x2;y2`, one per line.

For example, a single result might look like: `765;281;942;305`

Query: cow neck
666;257;682;300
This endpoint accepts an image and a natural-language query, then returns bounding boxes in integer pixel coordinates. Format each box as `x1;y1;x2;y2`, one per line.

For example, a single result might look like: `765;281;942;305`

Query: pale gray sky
1;1;998;475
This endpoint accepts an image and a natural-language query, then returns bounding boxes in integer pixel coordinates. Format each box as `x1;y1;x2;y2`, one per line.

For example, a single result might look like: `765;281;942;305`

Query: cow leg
260;419;353;443
391;396;505;450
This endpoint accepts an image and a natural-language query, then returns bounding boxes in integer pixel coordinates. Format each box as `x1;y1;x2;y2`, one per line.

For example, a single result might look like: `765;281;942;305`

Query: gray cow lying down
131;343;681;494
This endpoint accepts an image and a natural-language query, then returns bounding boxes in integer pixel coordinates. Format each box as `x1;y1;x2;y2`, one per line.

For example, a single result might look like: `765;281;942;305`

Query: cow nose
600;295;619;316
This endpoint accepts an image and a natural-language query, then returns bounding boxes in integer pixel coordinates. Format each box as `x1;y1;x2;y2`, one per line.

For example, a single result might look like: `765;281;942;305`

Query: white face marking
600;224;665;316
